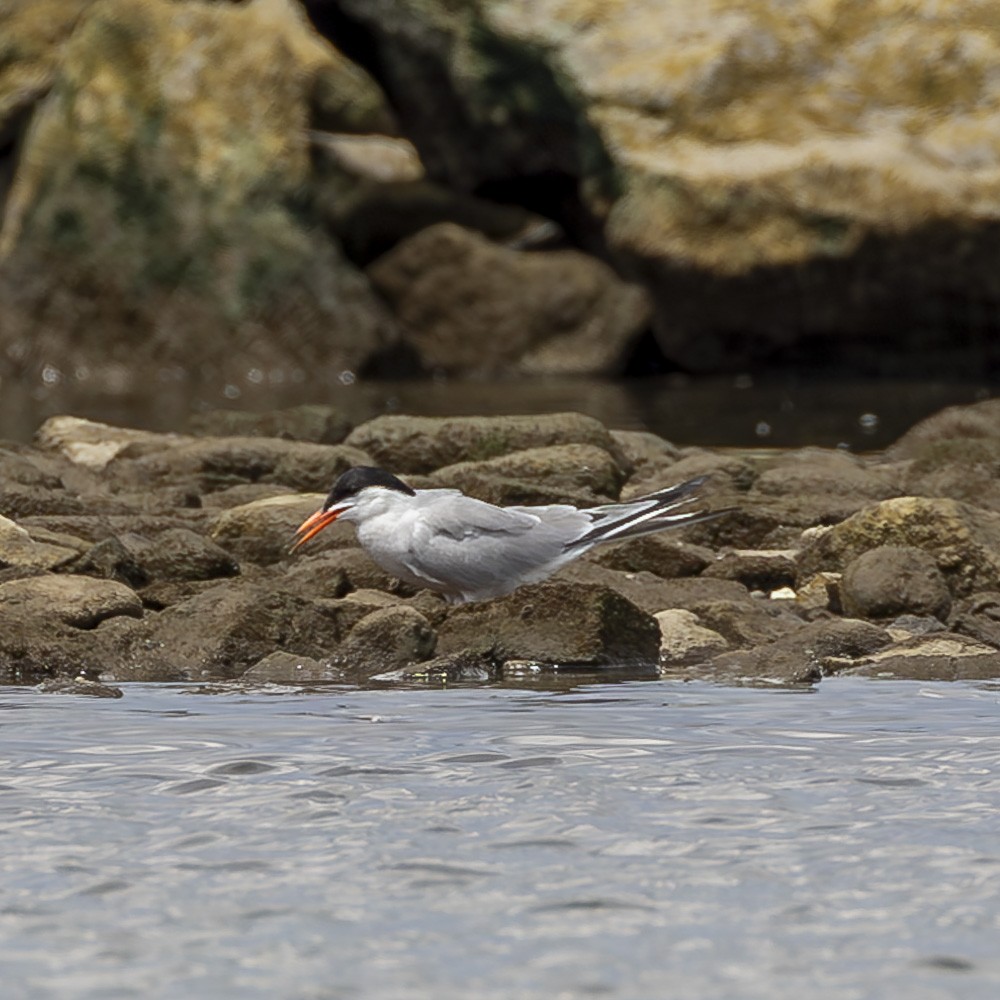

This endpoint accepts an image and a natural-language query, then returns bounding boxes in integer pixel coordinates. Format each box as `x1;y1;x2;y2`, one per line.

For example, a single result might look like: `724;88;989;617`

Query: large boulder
0;0;396;385
330;0;1000;371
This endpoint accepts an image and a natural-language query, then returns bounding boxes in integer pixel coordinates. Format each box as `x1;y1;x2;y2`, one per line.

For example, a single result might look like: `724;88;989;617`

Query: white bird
293;466;727;604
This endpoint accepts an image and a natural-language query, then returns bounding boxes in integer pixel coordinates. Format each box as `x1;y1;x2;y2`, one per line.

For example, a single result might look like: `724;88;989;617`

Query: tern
293;466;725;604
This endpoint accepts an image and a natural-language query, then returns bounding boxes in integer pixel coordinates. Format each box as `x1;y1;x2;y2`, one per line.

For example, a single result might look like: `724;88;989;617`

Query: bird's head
292;466;416;550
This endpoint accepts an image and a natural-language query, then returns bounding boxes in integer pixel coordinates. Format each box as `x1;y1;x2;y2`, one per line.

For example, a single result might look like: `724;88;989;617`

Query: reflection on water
1;679;998;999
0;371;995;449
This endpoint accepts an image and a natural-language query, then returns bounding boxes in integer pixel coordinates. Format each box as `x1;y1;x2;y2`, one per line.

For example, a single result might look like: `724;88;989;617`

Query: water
1;678;998;1000
1;372;994;450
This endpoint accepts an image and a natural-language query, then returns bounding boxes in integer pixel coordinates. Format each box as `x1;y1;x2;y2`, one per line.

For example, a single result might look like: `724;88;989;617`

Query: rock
655;609;729;667
751;449;898;501
107;436;372;495
887;398;1000;459
793;571;843;617
845;633;1000;681
425;443;626;503
241;650;344;685
436;582;661;667
0;0;396;385
901;438;1000;513
35;416;192;470
553;561;752;614
210;494;357;565
700;619;892;686
344;412;625;475
609;430;681;478
367;222;650;376
948;592;1000;649
0;574;142;628
374;649;498;685
840;545;951;622
0;574;145;682
624;450;755;496
885;615;948;641
683;599;804;649
332;0;1000;372
797;497;1000;597
411;469;599;510
129;580;368;681
282;549;414;600
74;528;239;586
588;534;713;578
702;549;798;592
188;405;353;444
0;514;79;570
338;607;437;676
36;677;124;698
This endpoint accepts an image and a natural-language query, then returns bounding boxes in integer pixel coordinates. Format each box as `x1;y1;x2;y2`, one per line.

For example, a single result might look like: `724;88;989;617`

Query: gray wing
398;491;591;598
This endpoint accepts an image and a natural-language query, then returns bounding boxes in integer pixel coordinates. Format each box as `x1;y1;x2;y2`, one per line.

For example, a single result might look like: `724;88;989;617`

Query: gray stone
841;545;952;621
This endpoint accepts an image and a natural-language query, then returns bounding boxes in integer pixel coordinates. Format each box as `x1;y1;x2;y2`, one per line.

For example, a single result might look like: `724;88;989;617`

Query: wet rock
845;633;1000;681
36;677;124;698
210;494;357;565
700;619;892;686
344;413;624;475
131;581;367;681
797;497;1000;597
375;649;498;685
425;444;627;503
655;609;729;667
436;582;661;667
367;222;650;376
338;607;437;677
841;545;951;622
188;405;353;445
702;549;798;592
0;514;79;570
241;650;344;685
588;535;713;579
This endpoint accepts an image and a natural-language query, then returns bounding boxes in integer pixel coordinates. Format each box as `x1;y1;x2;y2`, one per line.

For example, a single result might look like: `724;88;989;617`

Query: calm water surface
1;678;998;1000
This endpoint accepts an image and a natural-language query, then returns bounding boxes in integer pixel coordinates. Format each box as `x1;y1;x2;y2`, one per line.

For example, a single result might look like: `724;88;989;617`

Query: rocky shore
5;399;1000;692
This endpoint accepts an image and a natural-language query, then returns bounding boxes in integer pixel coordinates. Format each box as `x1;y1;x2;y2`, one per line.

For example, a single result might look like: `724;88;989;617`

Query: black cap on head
324;466;415;509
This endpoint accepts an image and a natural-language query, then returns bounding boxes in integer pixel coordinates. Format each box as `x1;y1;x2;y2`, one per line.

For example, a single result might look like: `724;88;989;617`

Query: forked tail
565;475;729;551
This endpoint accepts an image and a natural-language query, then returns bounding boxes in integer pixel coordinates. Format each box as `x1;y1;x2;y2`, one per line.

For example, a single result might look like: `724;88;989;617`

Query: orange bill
291;507;342;550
